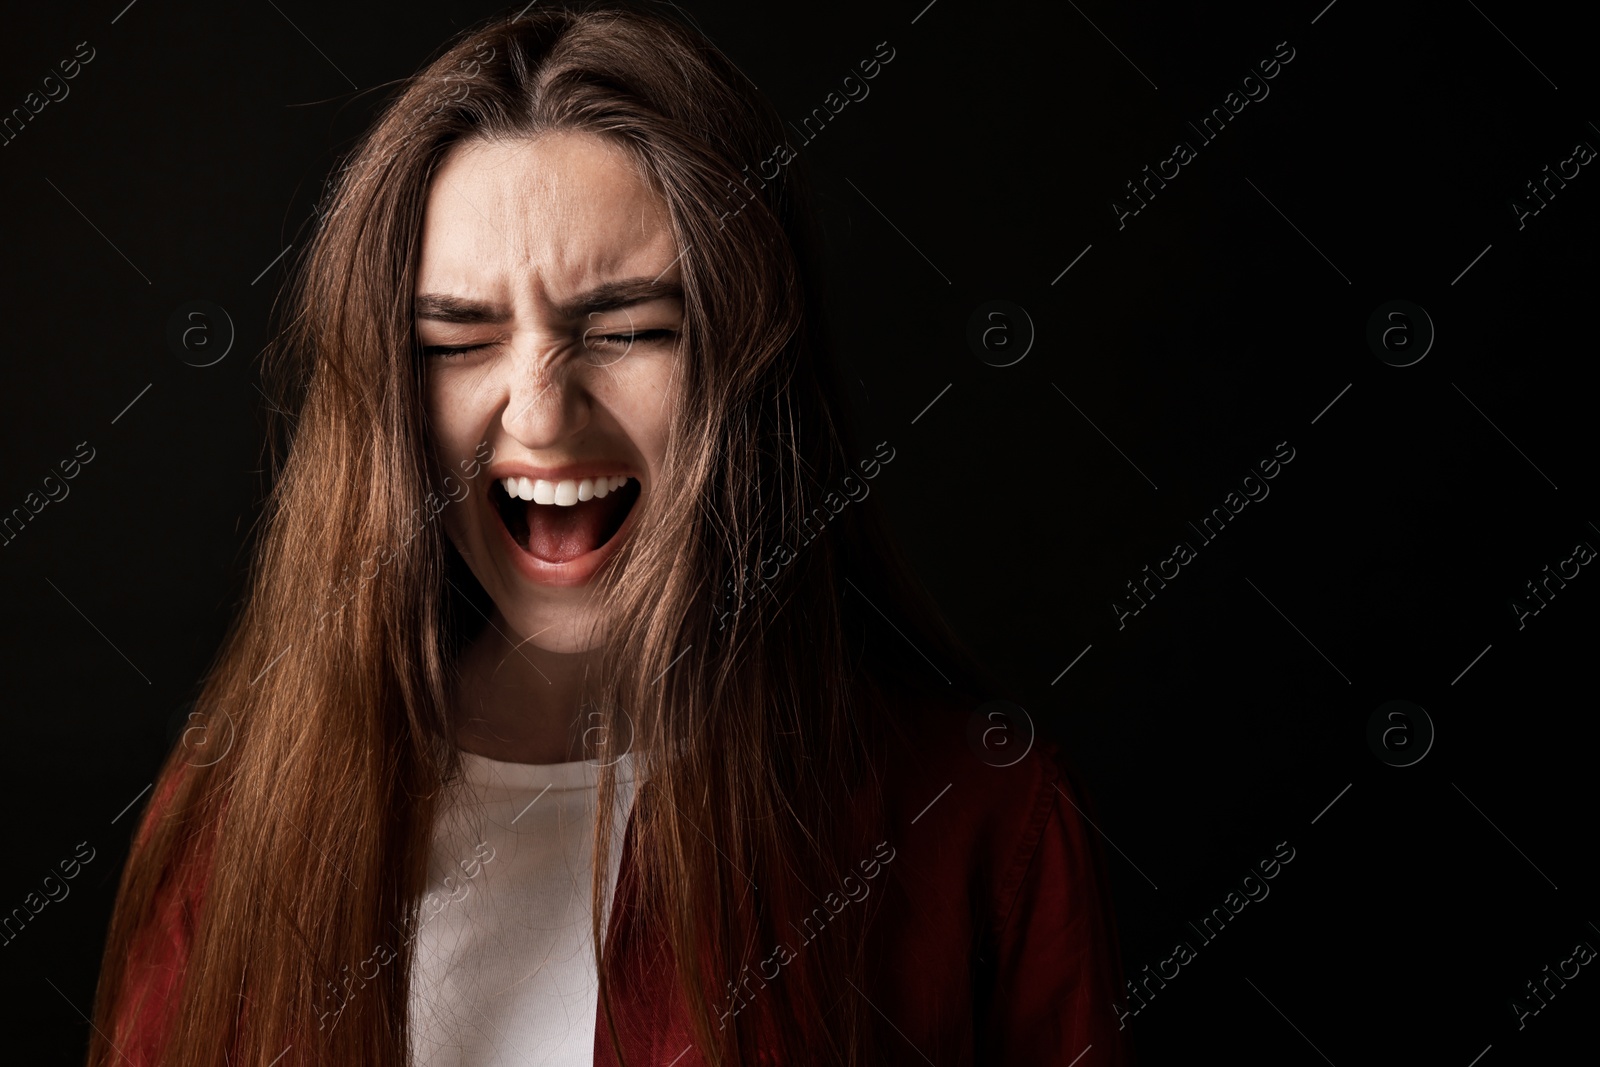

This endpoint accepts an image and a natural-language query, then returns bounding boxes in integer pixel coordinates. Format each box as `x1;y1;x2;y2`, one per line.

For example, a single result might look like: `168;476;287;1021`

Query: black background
2;1;1595;1063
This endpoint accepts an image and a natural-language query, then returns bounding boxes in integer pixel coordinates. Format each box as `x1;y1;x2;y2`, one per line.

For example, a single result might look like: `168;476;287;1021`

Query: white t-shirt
408;750;638;1066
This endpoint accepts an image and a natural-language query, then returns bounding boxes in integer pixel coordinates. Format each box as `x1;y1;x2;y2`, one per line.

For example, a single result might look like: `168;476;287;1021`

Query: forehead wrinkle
418;132;676;315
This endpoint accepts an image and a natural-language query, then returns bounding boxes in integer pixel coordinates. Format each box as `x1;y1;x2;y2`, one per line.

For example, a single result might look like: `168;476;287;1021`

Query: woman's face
417;131;683;653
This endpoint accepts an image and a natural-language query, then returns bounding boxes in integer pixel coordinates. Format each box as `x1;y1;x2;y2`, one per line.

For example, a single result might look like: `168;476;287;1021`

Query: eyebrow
414;278;684;324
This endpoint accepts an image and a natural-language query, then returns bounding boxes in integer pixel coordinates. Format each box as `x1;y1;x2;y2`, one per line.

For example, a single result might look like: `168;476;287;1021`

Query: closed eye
421;329;678;362
421;343;493;360
586;329;677;349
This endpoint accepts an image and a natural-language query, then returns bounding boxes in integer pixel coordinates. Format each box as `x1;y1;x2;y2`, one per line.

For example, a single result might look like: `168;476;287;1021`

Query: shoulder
865;686;1086;936
108;749;219;1062
847;685;1130;1060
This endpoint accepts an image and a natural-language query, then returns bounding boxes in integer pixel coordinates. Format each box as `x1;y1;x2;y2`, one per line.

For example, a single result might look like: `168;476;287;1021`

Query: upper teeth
501;475;631;505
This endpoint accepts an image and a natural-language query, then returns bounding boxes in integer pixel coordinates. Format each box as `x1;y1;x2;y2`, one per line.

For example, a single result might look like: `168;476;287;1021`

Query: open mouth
491;475;641;565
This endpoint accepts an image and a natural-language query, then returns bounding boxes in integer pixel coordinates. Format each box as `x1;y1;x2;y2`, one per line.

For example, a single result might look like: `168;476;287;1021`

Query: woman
87;6;1129;1065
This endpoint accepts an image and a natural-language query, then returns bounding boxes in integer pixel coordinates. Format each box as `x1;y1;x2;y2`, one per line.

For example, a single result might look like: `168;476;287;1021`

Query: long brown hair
88;5;990;1065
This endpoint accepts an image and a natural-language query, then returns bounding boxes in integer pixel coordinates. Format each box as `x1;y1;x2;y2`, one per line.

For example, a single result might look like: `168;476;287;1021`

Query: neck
451;613;594;764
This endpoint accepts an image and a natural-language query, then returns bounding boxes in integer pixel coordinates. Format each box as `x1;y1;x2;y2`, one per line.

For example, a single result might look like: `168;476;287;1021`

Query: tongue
525;497;619;564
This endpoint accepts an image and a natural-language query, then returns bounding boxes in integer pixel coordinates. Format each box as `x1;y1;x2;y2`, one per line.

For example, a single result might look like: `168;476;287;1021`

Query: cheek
590;356;679;467
425;370;489;554
426;366;487;461
439;490;471;547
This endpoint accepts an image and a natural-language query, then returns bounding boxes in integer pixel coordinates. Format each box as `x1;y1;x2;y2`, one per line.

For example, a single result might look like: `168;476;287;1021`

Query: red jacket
111;706;1132;1065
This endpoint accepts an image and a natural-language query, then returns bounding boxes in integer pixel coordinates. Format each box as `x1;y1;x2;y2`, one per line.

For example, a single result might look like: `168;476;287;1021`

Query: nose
499;338;592;450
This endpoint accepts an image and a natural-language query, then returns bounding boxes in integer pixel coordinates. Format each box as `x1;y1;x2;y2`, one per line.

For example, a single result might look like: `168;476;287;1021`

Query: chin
504;600;607;655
